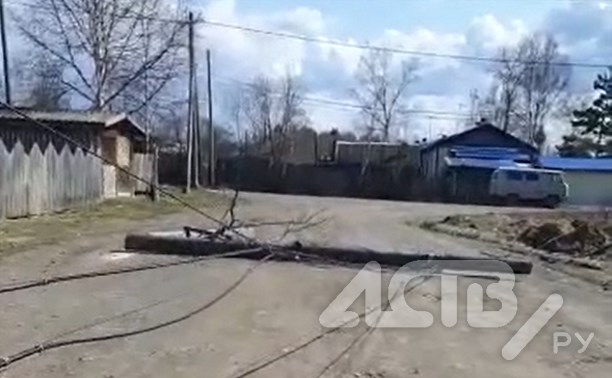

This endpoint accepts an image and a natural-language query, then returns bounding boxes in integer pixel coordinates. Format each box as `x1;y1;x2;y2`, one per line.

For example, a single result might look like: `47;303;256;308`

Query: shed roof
538;157;612;172
0;109;145;136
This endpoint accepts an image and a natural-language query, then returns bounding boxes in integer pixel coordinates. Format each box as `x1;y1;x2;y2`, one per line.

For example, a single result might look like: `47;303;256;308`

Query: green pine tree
562;68;612;156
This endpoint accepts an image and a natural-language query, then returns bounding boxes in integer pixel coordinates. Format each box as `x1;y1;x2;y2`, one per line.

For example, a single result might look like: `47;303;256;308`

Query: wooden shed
0;109;152;218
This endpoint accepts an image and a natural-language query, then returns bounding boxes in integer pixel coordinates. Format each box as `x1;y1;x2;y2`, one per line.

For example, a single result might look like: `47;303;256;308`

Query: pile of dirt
440;215;478;229
518;218;610;257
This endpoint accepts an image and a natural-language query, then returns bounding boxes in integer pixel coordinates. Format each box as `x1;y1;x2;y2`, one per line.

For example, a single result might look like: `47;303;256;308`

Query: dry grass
0;188;223;255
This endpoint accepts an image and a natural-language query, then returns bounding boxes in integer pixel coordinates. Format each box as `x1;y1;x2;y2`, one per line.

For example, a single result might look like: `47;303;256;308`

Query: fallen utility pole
124;232;533;275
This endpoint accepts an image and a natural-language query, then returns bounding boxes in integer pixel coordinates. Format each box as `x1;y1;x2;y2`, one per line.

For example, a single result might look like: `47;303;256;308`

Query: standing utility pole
193;65;201;187
185;12;195;193
206;49;215;187
0;0;11;104
192;66;200;188
141;16;151;152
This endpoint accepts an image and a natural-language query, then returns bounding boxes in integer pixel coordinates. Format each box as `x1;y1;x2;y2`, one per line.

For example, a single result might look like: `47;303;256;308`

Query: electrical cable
312;272;433;378
213;77;473;118
200;20;610;69
0;247;264;294
0;251;275;370
227;269;435;378
0;101;271;249
5;0;610;69
0;101;226;226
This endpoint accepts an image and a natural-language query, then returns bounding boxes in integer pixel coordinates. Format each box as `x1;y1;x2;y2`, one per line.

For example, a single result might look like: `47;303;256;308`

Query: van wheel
505;194;519;207
544;195;560;208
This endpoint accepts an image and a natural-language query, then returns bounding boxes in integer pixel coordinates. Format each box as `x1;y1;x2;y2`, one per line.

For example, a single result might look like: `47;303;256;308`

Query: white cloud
466;14;528;54
200;0;610;144
200;0;322;78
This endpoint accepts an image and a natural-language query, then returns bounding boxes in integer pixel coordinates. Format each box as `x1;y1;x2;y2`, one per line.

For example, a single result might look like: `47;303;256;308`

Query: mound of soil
518;219;609;257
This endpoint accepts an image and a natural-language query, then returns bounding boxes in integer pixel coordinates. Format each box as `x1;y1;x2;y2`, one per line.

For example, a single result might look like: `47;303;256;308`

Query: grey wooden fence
0;139;103;219
130;153;154;193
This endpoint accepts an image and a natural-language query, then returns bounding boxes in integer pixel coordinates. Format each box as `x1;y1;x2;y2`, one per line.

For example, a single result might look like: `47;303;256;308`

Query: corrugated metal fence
0;138;103;219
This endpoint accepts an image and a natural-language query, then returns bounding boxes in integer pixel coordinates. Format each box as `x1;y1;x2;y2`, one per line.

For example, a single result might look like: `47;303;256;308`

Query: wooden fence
130;153;155;193
0;139;103;219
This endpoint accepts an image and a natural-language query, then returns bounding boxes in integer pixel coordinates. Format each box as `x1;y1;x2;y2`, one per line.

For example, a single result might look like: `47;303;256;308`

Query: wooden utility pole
184;12;194;193
193;66;202;187
206;49;215;187
0;0;11;104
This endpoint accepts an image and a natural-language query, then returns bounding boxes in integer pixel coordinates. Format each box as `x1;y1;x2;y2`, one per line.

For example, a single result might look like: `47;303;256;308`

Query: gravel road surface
0;192;609;378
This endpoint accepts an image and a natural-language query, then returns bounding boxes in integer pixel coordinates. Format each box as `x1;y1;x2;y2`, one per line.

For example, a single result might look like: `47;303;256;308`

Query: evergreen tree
560;68;612;156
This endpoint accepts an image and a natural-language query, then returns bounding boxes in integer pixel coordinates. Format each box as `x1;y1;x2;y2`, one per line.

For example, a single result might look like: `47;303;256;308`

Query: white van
489;167;569;207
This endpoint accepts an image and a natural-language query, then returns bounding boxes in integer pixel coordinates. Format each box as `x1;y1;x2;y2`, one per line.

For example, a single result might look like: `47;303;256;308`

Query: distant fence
0;139;103;219
217;157;425;200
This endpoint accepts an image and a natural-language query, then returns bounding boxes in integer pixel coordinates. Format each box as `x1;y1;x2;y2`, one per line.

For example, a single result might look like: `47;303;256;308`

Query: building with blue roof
420;120;537;202
418;119;612;205
538;157;612;206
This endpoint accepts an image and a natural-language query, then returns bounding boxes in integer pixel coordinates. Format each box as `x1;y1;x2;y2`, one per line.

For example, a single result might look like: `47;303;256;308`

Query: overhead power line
5;0;610;69
201;19;610;69
214;77;472;119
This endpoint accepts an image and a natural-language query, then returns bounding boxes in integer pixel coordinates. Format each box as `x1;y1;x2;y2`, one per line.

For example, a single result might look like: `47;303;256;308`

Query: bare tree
351;49;418;141
14;0;187;112
489;48;523;132
243;73;309;164
15;50;69;110
488;34;571;150
225;87;248;155
516;34;570;149
152;100;188;150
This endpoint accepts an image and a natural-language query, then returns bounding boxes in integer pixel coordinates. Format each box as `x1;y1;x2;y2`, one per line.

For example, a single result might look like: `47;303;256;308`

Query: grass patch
0;188;224;256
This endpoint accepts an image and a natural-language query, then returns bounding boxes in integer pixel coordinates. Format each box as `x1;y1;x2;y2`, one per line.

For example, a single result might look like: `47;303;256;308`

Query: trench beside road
0;192;610;378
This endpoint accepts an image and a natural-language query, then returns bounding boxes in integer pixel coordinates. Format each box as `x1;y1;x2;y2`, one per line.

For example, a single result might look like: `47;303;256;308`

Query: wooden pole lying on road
124;232;533;275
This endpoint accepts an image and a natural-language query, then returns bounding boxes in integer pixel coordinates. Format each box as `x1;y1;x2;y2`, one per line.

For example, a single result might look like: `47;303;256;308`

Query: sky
193;0;612;146
1;0;610;146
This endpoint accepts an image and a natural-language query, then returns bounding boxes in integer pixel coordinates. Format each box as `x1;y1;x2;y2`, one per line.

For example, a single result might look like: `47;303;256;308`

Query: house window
506;171;523;181
525;172;539;181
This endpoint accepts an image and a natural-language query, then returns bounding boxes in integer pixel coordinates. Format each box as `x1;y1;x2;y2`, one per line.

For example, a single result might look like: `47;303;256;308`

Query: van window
505;171;523;181
525;172;539;181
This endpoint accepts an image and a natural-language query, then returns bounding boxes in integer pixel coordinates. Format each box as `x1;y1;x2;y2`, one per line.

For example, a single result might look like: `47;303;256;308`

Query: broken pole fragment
124;233;533;274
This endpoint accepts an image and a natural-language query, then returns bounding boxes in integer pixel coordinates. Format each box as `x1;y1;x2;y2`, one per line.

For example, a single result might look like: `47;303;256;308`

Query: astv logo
319;260;567;361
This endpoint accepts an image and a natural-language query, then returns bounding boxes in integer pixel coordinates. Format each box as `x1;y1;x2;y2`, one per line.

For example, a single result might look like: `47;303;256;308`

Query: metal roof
449;146;532;161
538;157;612;172
496;166;562;174
445;156;526;170
421;123;538;153
0;109;145;135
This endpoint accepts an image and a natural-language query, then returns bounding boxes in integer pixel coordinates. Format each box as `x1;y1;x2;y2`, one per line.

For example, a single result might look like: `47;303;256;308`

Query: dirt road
0;192;610;377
